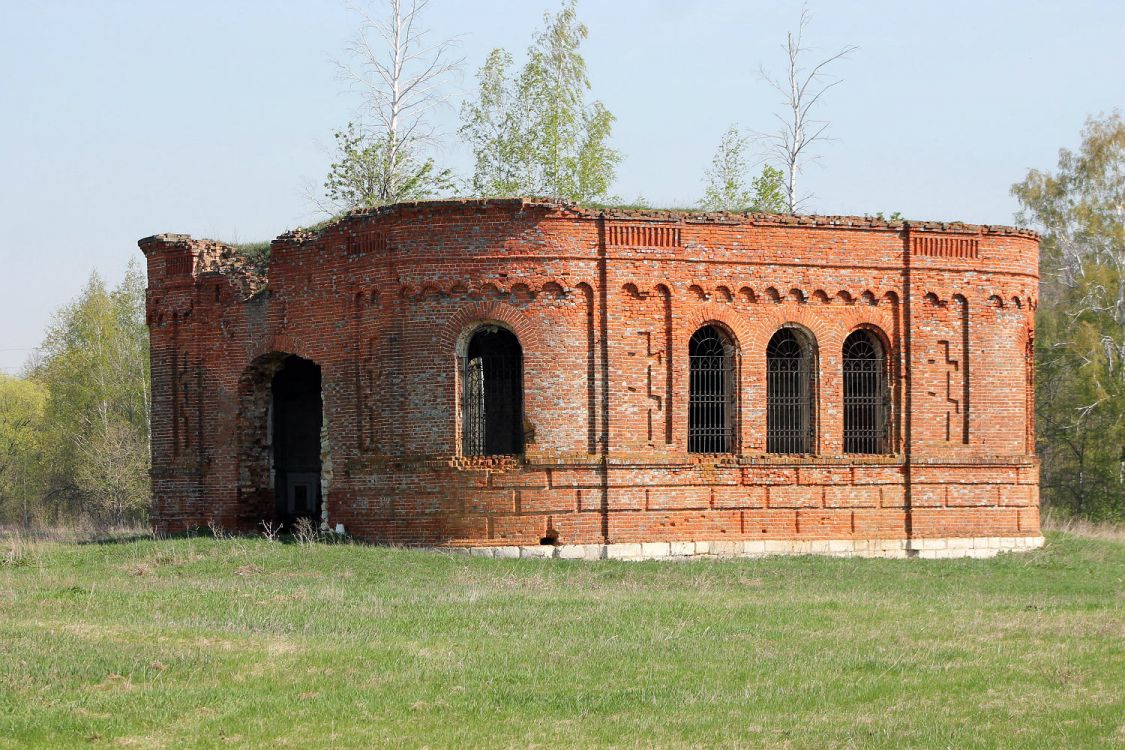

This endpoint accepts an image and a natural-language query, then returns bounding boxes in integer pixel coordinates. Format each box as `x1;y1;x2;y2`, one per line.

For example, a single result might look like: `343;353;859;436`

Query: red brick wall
140;199;1040;546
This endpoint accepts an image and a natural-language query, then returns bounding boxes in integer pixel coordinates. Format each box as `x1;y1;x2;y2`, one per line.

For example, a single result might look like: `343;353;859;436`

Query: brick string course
139;198;1040;549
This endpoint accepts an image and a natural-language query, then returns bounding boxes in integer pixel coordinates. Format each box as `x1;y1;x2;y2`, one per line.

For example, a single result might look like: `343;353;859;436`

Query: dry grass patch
1042;509;1125;543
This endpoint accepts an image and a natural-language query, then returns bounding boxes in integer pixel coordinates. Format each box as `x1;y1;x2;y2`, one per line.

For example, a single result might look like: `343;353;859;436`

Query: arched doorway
238;353;323;529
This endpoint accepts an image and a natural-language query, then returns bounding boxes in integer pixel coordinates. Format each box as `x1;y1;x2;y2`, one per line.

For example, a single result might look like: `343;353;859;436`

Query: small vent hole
540;519;559;546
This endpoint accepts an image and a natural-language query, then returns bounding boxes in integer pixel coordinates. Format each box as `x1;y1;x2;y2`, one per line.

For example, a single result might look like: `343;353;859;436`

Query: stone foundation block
605;543;643;560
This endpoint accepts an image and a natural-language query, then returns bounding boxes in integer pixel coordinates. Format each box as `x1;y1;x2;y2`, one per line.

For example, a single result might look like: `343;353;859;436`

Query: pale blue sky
1;0;1123;374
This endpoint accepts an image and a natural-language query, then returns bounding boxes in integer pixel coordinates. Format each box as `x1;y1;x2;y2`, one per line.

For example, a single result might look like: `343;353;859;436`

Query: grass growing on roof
228;240;271;269
0;532;1122;749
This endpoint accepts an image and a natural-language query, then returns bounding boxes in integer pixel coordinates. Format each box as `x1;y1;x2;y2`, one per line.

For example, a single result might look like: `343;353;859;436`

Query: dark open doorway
271;356;322;526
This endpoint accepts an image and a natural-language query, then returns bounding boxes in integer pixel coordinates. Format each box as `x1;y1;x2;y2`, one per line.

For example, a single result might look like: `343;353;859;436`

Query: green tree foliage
0;375;46;526
25;262;151;526
700;125;786;212
460;50;530;198
1012;112;1125;521
324;123;455;210
750;166;787;213
460;0;621;202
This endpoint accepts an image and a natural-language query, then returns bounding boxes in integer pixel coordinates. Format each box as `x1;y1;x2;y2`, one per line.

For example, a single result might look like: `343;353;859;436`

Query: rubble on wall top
269;197;1038;243
137;198;1037;291
195;241;269;297
139;234;268;298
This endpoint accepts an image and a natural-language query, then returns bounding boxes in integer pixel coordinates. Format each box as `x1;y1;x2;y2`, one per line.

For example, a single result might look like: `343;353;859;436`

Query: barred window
843;330;889;454
688;325;735;453
766;328;815;454
463;326;524;456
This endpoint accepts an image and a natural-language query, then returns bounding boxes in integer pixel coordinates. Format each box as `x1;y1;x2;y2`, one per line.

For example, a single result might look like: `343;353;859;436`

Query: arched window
766;328;815;454
688;325;735;453
463;326;524;456
843;330;889;454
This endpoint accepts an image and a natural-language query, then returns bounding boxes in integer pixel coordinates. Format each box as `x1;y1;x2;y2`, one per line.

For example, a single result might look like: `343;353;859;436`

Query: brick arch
247;334;302;365
835;305;897;346
681;302;755;350
843;321;893;356
540;281;566;299
743;304;836;355
439;300;544;357
479;283;504;300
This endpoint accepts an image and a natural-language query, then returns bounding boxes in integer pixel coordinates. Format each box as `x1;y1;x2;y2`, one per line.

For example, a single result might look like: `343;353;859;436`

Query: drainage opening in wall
540;518;559;546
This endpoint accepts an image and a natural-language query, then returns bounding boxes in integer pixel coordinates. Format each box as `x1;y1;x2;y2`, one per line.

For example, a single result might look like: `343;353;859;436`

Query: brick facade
140;199;1041;556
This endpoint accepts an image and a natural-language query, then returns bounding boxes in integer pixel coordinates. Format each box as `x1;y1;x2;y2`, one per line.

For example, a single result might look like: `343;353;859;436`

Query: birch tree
700;125;787;212
759;8;855;213
460;0;621;202
326;0;461;211
461;49;535;198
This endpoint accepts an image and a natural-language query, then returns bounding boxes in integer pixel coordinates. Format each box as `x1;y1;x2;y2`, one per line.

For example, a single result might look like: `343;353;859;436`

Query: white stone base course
434;536;1046;561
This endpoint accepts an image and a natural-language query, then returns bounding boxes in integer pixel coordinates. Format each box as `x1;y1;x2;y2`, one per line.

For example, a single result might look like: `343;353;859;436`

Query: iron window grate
843;331;889;454
767;328;815;454
463;327;524;456
688;326;735;453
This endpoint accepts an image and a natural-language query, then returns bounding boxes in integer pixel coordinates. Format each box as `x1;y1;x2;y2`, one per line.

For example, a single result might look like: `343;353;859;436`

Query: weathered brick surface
140;198;1039;547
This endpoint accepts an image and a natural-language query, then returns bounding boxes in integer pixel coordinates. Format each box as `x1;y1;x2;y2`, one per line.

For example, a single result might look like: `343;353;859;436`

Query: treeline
1014;111;1125;522
0;264;149;527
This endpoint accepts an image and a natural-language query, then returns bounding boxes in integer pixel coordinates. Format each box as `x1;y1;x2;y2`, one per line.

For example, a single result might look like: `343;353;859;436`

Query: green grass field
1;532;1123;749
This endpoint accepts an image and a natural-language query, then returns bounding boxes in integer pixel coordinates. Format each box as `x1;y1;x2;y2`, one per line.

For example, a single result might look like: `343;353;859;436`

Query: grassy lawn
1;532;1123;749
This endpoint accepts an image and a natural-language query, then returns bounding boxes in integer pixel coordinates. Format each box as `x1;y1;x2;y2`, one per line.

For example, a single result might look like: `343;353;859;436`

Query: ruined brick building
141;199;1042;559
